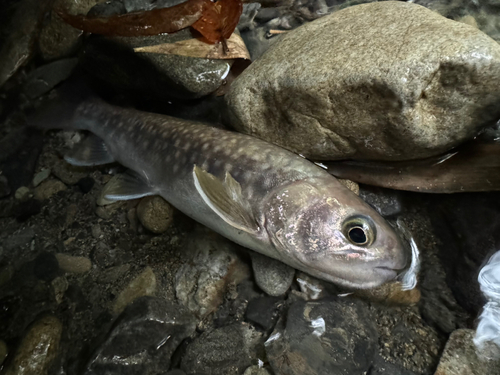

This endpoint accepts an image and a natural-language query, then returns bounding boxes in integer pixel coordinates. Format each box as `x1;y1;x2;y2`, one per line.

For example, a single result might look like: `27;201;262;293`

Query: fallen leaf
192;0;243;44
133;32;250;60
56;0;211;37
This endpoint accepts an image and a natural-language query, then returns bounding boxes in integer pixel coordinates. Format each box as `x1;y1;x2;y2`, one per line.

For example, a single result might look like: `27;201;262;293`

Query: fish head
262;178;407;289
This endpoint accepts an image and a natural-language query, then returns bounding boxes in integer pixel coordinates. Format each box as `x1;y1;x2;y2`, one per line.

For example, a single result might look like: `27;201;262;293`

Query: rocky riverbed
1;0;500;374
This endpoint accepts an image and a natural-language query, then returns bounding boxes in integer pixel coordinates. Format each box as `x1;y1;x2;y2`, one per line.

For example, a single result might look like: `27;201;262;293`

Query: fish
324;140;500;193
28;84;407;289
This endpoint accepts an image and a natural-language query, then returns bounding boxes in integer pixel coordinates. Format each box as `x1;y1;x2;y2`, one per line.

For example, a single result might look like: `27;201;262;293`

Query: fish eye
343;216;376;247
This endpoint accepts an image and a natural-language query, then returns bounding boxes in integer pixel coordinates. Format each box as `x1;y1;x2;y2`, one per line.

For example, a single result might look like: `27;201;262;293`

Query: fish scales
30;91;407;289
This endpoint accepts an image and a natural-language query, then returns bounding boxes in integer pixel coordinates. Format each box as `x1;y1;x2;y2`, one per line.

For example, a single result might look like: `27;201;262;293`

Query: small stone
251;252;294;297
3;315;63;375
243;365;272;375
355;282;421;305
435;329;500;375
113;266;157;315
77;176;95;194
15;186;31;201
51;276;69;304
337;178;359;195
181;323;263;375
95;206;112;220
0;339;7;366
33;252;60;282
0;175;10;198
85;297;197;375
136;196;174;234
32;169;51;187
91;224;102;238
34;179;67;200
55;253;92;274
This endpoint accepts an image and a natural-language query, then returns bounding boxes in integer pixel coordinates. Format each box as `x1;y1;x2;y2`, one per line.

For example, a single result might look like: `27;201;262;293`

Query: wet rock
77;176;95;194
15;186;32;201
245;296;282;331
85;296;197;375
434;329;500;375
38;0;102;61
369;354;419;375
32;169;51;187
55;253;92;274
0;339;7;366
227;2;500;161
137;195;174;234
23;58;78;99
34;179;67;200
51;276;69;304
243;365;272;375
3;315;63;375
175;228;250;318
0;175;10;198
181;323;263;375
251;252;294;297
113;266;157;315
355;282;421;305
265;297;378;375
82;25;232;100
34;252;60;282
359;185;403;218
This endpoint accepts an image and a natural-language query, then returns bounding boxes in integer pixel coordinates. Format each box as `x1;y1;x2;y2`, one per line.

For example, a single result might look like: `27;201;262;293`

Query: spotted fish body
31;93;407;289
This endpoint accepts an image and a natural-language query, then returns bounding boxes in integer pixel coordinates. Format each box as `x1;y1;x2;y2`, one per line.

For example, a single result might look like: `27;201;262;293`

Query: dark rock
266;296;378;375
84;296;197;375
13;198;42;222
77;176;95;194
33;252;60;282
0;175;10;198
245;297;282;331
359;185;403;218
181;323;263;375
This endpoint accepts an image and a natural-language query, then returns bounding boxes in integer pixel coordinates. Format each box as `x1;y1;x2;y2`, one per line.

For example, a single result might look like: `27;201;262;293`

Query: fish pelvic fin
65;134;115;166
193;165;259;234
98;171;155;206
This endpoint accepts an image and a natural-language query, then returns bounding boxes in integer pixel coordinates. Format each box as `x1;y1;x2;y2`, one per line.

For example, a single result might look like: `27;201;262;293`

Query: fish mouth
373;266;399;280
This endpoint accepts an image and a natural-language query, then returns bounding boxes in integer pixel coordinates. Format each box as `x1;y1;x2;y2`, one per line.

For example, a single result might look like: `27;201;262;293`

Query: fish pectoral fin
64;134;115;166
99;171;155;204
193;165;259;234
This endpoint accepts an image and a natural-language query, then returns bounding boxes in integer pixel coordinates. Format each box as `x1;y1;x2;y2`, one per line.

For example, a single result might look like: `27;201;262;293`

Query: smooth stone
3;315;63;375
245;296;282;331
181;323;263;375
251;252;294;297
0;339;7;366
175;227;250;318
136;196;174;234
265;297;378;375
113;266;157;315
55;253;92;274
32;169;51;187
15;186;31;201
51;276;69;304
434;329;500;375
38;0;101;61
359;185;403;218
227;1;500;161
0;175;10;198
34;179;67;200
23;58;78;99
85;296;197;375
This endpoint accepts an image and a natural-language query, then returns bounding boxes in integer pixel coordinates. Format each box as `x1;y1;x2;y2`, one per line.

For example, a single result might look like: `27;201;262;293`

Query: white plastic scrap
474;251;500;359
264;332;281;346
310;317;326;337
296;278;322;300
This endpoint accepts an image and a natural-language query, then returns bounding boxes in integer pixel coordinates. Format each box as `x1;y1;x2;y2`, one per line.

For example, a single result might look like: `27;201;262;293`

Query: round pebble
137;196;174;234
55;253;92;274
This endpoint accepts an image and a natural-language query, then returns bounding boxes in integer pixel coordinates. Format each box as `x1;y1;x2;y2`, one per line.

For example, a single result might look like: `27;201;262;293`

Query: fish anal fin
65;134;115;166
98;171;155;206
193;165;259;234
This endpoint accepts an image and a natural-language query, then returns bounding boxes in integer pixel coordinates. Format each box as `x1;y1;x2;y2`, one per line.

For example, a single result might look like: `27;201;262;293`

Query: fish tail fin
26;78;101;131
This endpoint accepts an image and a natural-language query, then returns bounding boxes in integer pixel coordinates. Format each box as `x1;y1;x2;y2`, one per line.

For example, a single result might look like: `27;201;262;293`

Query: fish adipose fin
65;135;115;166
99;171;155;204
193;165;259;234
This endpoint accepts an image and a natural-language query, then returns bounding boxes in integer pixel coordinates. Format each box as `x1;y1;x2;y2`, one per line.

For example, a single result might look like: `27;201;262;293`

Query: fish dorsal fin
193;165;259;234
65;134;115;166
99;171;155;205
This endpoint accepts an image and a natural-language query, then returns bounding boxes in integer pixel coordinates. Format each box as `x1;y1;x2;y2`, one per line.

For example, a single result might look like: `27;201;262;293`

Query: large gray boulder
226;1;500;161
